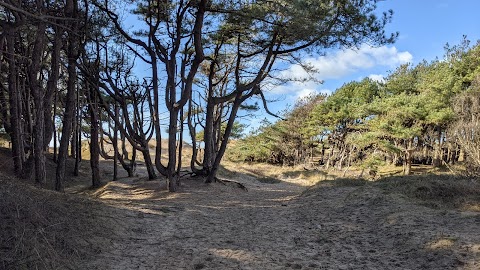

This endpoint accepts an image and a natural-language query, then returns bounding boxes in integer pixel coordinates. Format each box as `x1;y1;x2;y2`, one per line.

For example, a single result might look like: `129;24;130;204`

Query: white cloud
367;74;386;83
266;44;411;103
265;80;332;100
280;44;412;82
295;86;332;99
296;88;318;100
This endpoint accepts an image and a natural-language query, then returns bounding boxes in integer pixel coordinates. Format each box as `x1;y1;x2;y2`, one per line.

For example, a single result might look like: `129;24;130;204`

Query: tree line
0;0;396;191
229;39;480;176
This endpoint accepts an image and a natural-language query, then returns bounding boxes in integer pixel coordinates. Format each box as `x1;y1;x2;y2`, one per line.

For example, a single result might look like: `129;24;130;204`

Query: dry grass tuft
303;172;480;210
375;174;480;210
0;172;111;269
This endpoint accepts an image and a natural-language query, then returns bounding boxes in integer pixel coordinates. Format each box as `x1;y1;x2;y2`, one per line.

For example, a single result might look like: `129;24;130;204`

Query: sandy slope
78;174;479;270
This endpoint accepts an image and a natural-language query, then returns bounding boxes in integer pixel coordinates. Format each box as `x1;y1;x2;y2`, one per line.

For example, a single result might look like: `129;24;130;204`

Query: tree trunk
56;0;80;191
29;19;47;185
44;27;62;151
433;128;442;167
206;97;242;183
187;98;203;174
404;139;413;175
142;149;157;180
119;123;134;177
167;108;179;191
71;109;78;158
176;108;184;176
203;98;216;174
53;89;58;162
73;82;81;176
88;85;101;188
113;103;119;181
6;27;24;175
0;35;8;134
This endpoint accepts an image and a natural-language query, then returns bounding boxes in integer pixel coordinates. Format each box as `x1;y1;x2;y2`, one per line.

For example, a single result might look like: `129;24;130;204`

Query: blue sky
123;1;480;134
248;0;480;131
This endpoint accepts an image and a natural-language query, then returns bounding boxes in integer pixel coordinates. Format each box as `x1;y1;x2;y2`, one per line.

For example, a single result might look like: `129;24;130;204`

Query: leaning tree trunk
119;126;135;177
141;148;157;180
205;97;242;183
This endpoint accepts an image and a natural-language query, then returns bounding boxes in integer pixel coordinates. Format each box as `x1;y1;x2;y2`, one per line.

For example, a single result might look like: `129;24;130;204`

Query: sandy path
81;175;480;270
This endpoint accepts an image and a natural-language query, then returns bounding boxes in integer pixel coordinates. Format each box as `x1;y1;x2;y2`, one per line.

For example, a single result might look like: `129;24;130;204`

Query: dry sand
77;171;479;270
0;144;478;269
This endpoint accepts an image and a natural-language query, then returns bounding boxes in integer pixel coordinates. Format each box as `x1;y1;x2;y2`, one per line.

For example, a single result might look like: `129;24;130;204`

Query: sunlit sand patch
209;248;255;262
267;195;298;202
461;203;480;212
427;238;456;250
469;244;480;253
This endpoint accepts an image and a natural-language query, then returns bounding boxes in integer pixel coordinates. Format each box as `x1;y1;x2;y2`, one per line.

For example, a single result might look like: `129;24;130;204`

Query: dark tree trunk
0;34;10;134
119;125;134;177
71;110;78;158
404;139;413;175
113;103;119;181
88;84;101;188
176;108;184;176
6;27;24;175
203;96;215;174
142;149;157;180
206;97;242;183
167;108;179;191
53;89;58;162
73;83;80;176
56;0;80;191
187;98;203;174
29;20;47;184
433;128;442;167
44;27;62;151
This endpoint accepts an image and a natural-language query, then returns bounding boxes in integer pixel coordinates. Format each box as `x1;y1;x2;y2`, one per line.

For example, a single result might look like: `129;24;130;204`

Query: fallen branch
214;177;248;192
179;171;196;178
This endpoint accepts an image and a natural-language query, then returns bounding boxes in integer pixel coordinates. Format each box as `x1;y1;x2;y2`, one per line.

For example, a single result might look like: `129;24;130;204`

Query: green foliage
228;94;326;164
216;0;396;50
309;78;380;131
445;38;480;90
233;40;480;172
196;121;246;141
